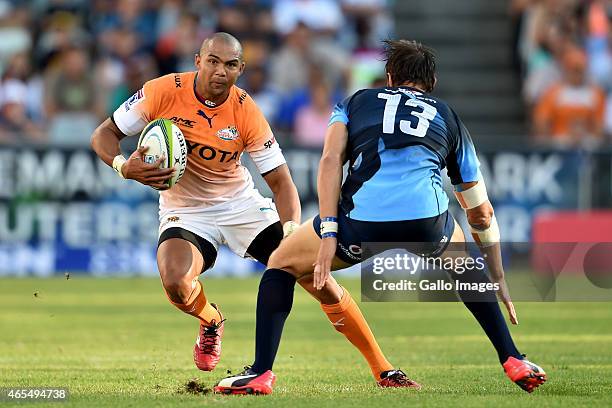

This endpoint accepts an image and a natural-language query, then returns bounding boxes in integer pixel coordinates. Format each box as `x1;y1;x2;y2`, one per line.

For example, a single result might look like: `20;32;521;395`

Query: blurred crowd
0;0;392;147
512;0;612;148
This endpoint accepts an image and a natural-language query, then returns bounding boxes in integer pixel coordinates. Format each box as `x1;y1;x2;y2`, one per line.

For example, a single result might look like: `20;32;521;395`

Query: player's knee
268;249;301;278
159;264;193;303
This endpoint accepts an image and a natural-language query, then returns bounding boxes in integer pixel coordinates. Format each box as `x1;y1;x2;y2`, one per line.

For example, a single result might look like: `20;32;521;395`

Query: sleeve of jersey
111;81;156;136
328;97;350;126
244;99;287;174
447;117;482;185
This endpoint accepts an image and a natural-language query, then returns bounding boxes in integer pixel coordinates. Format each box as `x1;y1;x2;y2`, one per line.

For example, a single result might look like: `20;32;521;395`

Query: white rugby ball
137;118;187;189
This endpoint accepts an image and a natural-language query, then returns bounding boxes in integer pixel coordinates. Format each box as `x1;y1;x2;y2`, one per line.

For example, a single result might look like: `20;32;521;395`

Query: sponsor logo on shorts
216;125;239;141
160;216;180;229
349;244;362;255
338;242;361;262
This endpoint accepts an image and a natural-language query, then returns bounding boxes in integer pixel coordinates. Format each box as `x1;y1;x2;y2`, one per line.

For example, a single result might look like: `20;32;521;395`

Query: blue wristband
321;232;337;239
321;216;338;223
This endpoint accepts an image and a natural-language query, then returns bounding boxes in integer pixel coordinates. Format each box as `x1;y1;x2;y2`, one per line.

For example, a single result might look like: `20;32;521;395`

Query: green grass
1;277;611;407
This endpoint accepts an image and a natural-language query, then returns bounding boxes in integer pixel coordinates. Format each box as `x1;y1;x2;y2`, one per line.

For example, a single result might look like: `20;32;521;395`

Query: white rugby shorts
158;188;280;257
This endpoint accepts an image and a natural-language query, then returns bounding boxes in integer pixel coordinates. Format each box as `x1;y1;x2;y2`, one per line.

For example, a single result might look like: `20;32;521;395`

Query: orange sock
167;280;222;325
321;287;393;380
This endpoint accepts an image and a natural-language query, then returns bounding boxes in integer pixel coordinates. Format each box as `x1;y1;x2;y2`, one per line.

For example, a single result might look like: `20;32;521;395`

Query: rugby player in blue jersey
216;40;547;395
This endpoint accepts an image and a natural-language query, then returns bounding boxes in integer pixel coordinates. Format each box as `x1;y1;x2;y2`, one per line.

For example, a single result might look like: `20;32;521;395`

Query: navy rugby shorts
313;210;455;264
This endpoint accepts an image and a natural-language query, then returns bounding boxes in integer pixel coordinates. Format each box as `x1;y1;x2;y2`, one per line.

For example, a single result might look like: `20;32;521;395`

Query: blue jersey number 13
378;93;437;138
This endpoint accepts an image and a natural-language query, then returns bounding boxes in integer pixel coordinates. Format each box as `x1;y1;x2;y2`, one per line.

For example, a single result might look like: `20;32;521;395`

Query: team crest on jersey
216;125;239;141
124;89;144;111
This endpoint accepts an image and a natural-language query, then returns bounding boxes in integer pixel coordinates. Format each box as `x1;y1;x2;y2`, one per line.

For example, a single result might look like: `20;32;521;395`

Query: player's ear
386;73;393;87
194;53;201;68
238;61;246;76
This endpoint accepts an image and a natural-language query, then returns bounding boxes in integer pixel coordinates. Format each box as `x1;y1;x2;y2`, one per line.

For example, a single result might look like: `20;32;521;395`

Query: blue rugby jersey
330;86;481;222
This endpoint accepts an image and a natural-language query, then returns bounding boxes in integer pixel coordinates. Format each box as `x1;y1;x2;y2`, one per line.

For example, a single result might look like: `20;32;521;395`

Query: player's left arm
449;115;518;324
243;96;300;237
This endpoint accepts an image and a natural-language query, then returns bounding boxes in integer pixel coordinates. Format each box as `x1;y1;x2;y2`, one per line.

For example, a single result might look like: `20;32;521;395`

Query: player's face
195;42;245;98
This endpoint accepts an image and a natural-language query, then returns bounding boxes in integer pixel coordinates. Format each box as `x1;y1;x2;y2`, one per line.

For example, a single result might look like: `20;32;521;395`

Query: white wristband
454;180;488;209
112;155;127;179
470;214;500;247
320;221;338;235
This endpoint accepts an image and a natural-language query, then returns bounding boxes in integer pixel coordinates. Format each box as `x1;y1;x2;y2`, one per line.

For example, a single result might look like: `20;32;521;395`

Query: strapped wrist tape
470;214;500;247
112;155;127;179
454;181;488;209
282;221;299;238
320;216;338;237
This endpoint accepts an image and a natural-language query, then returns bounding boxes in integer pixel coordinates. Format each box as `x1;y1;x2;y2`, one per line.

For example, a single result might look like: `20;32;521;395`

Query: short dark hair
383;40;436;92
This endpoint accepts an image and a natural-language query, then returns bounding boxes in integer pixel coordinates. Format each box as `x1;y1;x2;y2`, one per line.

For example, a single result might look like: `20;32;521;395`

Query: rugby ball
137;118;187;189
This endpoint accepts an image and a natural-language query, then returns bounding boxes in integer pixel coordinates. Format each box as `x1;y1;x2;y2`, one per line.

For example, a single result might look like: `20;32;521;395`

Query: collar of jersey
193;71;231;110
397;85;425;93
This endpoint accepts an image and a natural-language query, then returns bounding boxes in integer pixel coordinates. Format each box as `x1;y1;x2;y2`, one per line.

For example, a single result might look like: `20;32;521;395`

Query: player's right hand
122;146;175;190
313;237;336;290
496;279;518;325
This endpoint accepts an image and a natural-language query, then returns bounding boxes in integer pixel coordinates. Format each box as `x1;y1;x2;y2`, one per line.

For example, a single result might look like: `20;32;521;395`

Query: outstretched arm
455;181;518;325
314;122;348;290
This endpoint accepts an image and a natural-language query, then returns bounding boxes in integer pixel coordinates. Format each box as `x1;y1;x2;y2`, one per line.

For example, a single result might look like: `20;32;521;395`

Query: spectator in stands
0;53;44;144
241;64;280;125
45;46;102;146
293;77;333;148
518;0;592;104
533;46;607;147
96;0;157;53
272;0;344;36
106;54;158;116
156;12;207;74
0;2;32;68
218;0;275;42
340;0;392;50
522;24;570;106
271;24;349;121
585;0;612;91
34;9;91;70
275;63;344;131
0;0;393;144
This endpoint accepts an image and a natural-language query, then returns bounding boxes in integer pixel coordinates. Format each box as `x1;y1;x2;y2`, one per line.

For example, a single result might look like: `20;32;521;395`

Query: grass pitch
1;277;611;407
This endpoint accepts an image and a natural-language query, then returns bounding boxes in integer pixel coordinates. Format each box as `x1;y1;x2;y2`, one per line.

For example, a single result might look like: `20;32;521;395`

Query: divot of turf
179;378;212;395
